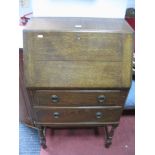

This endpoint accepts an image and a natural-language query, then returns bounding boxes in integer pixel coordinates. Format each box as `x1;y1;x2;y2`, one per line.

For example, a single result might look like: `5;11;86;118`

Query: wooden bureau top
23;17;133;89
24;17;133;33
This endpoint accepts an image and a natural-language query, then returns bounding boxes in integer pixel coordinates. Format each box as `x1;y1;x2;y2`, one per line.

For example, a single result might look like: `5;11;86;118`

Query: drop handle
96;112;103;119
53;112;60;119
97;95;106;103
51;95;59;103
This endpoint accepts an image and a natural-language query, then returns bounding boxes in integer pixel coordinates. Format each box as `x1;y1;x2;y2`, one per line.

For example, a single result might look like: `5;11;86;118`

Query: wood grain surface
23;18;133;88
33;90;128;107
22;18;133;146
24;17;133;33
34;106;122;124
32;32;123;61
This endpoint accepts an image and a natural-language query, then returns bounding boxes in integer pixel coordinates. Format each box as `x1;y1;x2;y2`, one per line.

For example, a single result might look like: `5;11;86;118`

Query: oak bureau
23;17;134;148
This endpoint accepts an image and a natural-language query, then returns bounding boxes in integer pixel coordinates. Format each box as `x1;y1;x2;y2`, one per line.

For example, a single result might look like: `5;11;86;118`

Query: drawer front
34;90;128;106
34;107;122;124
32;32;123;61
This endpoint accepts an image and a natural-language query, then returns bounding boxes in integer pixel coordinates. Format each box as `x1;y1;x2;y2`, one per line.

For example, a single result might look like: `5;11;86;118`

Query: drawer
34;107;122;124
33;90;128;106
32;32;123;61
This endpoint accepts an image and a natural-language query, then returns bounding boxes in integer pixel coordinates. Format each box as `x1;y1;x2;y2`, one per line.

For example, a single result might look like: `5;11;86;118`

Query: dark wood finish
104;124;118;147
23;17;133;88
19;50;34;126
122;109;135;115
32;32;123;61
38;126;47;149
34;106;122;124
24;17;133;33
22;17;134;149
33;90;128;106
26;61;124;88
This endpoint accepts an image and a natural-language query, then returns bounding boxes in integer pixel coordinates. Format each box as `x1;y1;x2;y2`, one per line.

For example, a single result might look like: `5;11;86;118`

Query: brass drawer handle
97;95;106;103
51;95;59;103
53;112;60;118
96;112;103;119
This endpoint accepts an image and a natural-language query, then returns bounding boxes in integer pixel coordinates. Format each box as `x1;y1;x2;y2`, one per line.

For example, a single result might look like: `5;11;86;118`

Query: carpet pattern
19;123;40;155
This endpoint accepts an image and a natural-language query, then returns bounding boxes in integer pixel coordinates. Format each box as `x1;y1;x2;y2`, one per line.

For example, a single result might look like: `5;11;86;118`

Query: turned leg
38;126;47;149
104;124;118;148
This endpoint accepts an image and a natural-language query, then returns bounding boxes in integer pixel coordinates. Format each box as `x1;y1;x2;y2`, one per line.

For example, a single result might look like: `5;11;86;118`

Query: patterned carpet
19;123;40;155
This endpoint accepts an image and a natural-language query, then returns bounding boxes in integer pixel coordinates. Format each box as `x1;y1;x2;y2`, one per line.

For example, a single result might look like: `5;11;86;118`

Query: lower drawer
34;107;122;124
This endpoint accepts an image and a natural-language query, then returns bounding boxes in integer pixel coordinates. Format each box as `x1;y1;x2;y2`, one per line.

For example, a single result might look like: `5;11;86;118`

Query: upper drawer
33;90;128;107
32;32;123;61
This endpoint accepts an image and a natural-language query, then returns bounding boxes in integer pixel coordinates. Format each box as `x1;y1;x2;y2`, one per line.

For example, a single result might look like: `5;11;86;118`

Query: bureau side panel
122;33;134;87
19;50;34;126
23;31;34;87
